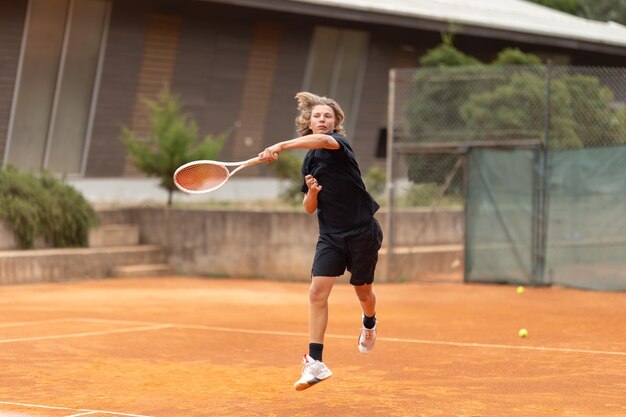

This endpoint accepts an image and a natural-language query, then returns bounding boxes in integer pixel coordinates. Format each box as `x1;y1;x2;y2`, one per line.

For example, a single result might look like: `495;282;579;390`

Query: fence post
535;61;553;285
385;69;397;282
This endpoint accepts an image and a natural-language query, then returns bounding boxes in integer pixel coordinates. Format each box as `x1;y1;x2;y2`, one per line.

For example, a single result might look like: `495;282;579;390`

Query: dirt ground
0;277;624;417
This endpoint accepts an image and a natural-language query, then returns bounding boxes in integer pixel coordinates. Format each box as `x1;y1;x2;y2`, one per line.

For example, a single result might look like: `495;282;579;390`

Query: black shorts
311;218;383;285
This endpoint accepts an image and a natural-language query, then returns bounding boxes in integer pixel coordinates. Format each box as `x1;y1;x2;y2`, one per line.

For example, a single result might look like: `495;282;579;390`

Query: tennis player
258;92;383;391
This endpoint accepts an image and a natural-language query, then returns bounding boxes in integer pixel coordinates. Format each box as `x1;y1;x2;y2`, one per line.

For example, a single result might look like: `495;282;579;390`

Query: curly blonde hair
294;92;346;137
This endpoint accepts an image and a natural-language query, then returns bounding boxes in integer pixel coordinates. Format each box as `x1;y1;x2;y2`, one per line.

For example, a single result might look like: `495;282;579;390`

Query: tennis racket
173;156;268;194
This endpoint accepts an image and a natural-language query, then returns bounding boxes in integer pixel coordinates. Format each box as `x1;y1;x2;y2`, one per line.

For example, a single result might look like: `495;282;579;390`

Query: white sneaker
294;354;332;391
358;317;377;353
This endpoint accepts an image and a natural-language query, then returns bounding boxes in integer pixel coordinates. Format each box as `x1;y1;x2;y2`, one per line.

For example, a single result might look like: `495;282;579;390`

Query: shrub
0;166;98;249
268;151;304;205
364;166;386;201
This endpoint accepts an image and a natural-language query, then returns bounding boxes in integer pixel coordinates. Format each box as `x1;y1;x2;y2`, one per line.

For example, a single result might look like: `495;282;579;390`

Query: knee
309;285;329;306
355;286;375;303
356;292;372;304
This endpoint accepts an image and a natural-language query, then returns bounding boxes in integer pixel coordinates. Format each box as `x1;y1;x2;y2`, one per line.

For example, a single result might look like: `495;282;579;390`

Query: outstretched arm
258;134;339;162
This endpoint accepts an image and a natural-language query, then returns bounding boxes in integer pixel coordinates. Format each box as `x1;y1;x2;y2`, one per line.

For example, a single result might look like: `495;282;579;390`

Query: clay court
0;277;624;417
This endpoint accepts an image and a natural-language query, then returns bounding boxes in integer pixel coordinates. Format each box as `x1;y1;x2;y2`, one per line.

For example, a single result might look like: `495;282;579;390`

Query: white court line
0;324;172;344
65;412;99;417
74;318;626;357
0;318;76;328
0;401;152;417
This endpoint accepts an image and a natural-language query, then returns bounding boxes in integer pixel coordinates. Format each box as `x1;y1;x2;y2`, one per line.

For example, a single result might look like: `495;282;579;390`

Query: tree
405;35;484;143
404;37;625;190
526;0;626;24
493;48;542;65
525;0;583;15
404;34;484;186
579;0;626;24
122;90;228;205
460;72;583;149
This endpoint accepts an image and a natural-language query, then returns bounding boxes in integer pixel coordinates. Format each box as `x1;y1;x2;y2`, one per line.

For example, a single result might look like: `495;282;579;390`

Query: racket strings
175;163;229;192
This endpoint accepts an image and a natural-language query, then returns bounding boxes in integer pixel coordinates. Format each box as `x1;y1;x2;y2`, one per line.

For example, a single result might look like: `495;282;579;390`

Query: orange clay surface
0;277;624;417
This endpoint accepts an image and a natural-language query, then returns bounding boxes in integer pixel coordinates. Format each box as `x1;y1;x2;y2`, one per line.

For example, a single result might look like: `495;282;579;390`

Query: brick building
1;0;625;183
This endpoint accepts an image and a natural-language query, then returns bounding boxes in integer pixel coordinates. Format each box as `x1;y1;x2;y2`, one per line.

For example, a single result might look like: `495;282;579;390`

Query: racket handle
244;154;278;167
244;157;264;167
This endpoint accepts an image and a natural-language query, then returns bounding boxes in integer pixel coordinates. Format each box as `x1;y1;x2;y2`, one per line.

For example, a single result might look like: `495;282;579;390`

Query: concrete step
89;224;140;247
0;245;166;285
111;263;173;278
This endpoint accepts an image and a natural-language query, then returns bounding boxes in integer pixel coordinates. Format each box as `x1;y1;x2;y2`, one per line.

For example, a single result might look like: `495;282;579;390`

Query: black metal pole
536;61;552;285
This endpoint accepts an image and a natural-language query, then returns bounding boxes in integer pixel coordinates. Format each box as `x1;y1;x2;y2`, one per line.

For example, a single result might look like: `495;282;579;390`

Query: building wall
3;0;625;178
171;1;252;162
263;19;312;150
0;0;28;163
86;0;151;177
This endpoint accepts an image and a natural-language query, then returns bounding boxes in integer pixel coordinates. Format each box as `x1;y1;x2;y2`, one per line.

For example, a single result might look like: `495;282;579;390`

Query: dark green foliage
363;166;386;201
493;48;542;65
563;75;626;147
405;66;489;143
580;0;626;24
269;151;304;205
0;166;98;249
38;171;99;247
122;90;228;205
525;0;583;15
527;0;626;25
404;36;625;190
461;72;626;149
420;44;482;68
404;37;485;189
406;33;485;143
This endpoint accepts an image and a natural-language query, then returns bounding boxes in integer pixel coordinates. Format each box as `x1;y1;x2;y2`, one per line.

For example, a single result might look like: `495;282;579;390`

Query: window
5;0;110;175
304;27;369;136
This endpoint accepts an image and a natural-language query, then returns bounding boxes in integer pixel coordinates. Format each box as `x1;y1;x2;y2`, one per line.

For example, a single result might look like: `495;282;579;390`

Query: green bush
364;166;386;201
460;72;626;149
0;166;98;249
400;183;463;208
493;48;542;65
268;151;304;205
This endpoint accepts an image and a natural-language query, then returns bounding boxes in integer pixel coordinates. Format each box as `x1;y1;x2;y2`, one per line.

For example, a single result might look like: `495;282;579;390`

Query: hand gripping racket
173;156;267;194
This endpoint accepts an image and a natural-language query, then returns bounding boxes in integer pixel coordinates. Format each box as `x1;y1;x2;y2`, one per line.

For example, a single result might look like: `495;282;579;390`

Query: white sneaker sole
294;371;332;391
358;343;375;353
358;333;376;353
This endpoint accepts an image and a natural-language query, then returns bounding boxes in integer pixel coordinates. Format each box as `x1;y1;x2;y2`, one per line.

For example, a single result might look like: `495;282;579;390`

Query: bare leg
354;283;376;318
309;276;336;343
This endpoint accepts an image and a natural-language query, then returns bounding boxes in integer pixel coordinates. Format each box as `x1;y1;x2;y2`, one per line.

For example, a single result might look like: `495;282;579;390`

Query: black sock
309;343;324;362
363;314;376;329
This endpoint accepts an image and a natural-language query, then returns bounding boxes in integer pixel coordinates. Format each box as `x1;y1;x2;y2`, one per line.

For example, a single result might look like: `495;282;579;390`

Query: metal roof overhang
197;0;626;56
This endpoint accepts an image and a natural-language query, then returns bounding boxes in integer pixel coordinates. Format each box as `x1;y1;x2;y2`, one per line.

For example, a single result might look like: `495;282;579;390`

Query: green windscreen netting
466;145;626;291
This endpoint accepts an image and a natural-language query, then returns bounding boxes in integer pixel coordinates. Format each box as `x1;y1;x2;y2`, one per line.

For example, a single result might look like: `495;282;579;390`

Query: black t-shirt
301;133;380;233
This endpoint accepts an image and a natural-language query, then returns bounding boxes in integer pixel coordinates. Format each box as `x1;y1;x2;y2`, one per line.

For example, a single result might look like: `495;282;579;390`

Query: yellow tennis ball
518;328;528;338
516;286;525;294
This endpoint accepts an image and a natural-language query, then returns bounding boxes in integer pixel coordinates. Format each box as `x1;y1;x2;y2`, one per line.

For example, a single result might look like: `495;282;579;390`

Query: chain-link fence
386;65;626;290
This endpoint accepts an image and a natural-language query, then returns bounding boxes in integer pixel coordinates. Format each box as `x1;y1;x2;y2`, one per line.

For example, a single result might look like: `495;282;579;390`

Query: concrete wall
129;208;319;280
1;207;464;282
0;246;164;285
127;207;464;281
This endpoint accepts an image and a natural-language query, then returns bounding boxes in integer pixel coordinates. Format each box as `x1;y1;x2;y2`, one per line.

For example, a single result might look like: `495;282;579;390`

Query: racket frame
173;156;263;194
